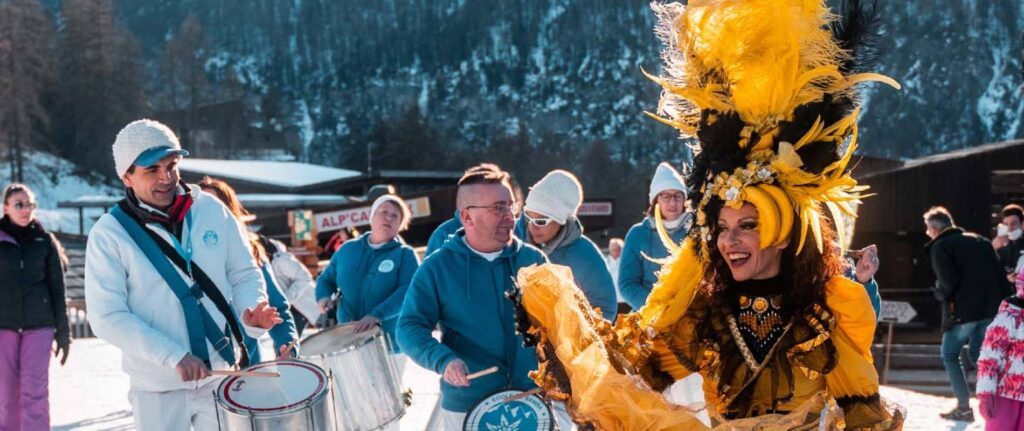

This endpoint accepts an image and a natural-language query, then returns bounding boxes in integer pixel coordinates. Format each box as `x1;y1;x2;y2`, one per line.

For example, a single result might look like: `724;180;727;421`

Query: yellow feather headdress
638;0;899;329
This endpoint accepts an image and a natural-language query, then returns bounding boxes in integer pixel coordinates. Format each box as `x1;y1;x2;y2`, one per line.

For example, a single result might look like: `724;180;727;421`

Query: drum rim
462;389;554;431
216;359;329;415
296;323;381;358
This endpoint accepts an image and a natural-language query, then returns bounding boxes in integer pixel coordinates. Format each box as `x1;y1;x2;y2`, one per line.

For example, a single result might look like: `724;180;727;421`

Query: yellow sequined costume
511;0;904;429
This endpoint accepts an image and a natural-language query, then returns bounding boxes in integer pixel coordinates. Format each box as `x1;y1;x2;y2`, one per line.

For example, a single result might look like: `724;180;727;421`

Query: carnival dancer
85;119;281;430
198;176;299;361
397;166;549;430
523;169;617;321
619;162;690;311
511;1;904;429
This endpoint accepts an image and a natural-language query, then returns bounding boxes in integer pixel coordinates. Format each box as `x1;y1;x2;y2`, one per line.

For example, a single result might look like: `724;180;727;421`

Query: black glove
55;329;70;366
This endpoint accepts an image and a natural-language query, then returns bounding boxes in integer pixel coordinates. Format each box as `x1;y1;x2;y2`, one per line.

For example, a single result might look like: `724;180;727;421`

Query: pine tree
156;14;211;151
55;0;148;177
0;0;55;183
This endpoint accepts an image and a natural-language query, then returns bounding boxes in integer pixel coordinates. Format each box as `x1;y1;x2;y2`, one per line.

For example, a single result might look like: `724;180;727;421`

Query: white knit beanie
112;119;188;177
648;162;687;204
524;170;583;225
370;194;412;231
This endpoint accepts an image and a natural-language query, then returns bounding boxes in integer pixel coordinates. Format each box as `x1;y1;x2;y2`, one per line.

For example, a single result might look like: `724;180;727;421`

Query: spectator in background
993;204;1024;282
923;206;1012;423
976;279;1024;431
0;183;70;431
846;244;882;317
605;237;623;302
320;227;359;260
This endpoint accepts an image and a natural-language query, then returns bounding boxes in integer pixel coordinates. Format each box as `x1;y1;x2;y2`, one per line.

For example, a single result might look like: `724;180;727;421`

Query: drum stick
466;366;499;380
210;370;281;378
503;388;543;404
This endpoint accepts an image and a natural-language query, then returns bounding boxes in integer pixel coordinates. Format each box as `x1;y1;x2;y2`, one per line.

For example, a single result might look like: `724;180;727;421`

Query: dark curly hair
697;199;843;321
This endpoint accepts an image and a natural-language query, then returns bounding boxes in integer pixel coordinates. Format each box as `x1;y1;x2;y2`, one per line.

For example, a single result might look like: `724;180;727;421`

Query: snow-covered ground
50;338;985;430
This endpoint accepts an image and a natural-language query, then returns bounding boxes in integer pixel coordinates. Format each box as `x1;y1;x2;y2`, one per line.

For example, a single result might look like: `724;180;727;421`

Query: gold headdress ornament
638;0;899;330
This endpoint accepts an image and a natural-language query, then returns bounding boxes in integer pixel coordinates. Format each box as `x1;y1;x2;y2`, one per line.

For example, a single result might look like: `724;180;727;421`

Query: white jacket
265;237;320;322
85;185;267;392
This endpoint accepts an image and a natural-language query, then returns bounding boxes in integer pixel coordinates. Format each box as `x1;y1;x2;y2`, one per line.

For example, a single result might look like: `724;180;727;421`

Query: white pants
128;378;221;431
438;409;466;430
664;373;711;427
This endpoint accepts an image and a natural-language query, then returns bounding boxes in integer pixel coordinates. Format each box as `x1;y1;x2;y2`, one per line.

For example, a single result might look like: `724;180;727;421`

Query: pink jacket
976;296;1024;401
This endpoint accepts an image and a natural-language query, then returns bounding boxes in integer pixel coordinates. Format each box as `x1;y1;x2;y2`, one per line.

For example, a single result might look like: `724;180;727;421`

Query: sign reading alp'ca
315;196;431;233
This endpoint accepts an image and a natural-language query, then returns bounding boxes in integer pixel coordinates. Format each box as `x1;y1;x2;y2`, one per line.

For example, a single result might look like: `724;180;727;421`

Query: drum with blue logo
463;389;555;431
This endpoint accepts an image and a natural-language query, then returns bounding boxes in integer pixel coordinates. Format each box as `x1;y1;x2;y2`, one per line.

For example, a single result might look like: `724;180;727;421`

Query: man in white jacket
85;119;281;430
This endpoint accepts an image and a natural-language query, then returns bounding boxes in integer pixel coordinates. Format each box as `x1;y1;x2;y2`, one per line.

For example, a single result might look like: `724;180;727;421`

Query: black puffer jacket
926;227;1013;330
0;217;69;340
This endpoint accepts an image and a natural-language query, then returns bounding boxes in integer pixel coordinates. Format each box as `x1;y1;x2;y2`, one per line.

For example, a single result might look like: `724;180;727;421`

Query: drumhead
299;323;379;357
463;390;554;431
217;360;327;414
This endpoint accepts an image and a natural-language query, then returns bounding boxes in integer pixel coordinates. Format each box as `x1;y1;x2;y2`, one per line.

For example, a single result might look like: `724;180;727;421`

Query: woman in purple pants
0;184;70;431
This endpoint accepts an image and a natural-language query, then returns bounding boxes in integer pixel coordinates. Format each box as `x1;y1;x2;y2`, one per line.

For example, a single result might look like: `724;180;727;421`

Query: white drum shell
299;324;404;430
215;360;334;431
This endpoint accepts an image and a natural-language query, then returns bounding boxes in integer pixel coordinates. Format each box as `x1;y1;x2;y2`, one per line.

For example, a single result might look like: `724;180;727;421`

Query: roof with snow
58;194;352;209
178;159;362;190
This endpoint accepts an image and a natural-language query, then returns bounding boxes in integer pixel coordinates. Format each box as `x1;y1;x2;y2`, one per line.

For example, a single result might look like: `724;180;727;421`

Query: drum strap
111;203;249;368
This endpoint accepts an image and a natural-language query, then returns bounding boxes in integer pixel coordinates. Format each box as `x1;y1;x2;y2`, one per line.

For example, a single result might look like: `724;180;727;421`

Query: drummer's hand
278;344;296;359
175;353;210;382
317;298;332;314
443;359;470;387
243;301;283;329
352;316;380;332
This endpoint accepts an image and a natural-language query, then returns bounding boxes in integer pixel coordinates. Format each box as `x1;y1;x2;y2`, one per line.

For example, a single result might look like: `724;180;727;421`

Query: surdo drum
463;390;555;431
214;359;333;430
299;323;405;430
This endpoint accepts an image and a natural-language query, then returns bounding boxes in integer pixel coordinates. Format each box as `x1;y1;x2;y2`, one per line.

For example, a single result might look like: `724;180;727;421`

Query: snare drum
299;324;405;430
463;390;555;431
214;359;333;431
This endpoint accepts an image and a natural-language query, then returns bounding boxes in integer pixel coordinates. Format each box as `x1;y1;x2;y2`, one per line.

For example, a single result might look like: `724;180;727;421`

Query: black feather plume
833;0;884;74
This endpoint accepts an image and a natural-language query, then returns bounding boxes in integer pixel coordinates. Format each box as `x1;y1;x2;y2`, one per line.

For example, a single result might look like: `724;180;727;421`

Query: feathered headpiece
638;0;899;330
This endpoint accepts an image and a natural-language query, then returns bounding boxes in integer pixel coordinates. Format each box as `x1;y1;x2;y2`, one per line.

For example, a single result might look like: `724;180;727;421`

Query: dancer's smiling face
716;203;787;281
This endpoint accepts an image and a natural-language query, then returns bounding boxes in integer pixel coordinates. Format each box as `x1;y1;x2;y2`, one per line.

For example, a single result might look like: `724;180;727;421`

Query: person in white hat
523;170;617;321
619;162;690;311
85;119;281;430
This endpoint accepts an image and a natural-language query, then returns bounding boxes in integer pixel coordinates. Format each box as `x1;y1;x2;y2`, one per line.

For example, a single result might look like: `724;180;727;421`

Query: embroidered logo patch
202;230;219;248
378;259;395;273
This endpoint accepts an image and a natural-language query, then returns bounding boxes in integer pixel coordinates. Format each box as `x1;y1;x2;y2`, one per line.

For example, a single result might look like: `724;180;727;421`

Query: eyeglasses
657;192;686;203
12;201;36;210
524;214;556;227
465;202;521;218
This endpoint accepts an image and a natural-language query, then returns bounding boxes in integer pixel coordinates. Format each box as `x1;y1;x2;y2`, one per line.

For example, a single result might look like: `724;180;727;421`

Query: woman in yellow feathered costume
511;0;905;429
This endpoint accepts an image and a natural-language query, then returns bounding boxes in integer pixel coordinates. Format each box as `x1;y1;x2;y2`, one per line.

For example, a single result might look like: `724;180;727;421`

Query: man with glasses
523;170;617;321
398;164;548;429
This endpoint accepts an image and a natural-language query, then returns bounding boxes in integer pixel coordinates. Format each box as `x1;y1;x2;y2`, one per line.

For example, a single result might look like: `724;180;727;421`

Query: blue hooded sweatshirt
316;233;420;353
244;263;299;363
425;211;462;256
529;220;618;322
619;217;689;310
397;230;547;412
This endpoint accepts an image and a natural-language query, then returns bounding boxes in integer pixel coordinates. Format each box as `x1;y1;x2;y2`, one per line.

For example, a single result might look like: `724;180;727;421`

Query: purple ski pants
0;328;53;431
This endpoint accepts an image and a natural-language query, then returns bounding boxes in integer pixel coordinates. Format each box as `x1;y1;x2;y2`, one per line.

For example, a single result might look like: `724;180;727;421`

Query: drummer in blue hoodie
523;170;618;322
619;162;691;310
397;165;547;429
316;194;420;373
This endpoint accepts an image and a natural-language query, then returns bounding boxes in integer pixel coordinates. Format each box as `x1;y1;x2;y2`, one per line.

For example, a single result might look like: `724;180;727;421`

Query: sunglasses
11;201;36;210
524;214;556;227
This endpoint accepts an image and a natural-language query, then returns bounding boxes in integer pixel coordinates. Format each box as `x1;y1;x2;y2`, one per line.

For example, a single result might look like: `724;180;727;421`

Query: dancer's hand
855;244;879;283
